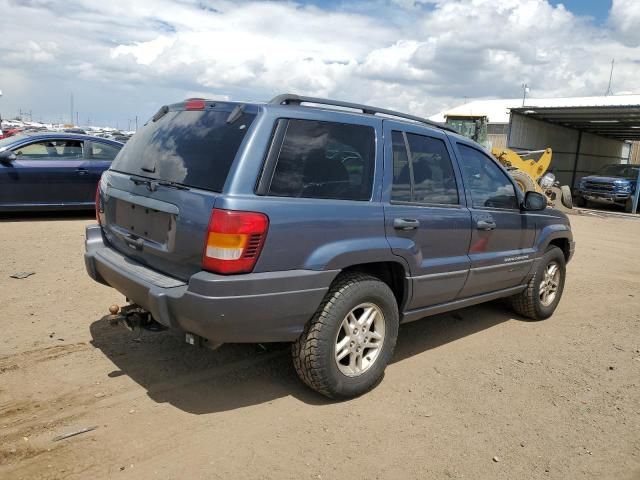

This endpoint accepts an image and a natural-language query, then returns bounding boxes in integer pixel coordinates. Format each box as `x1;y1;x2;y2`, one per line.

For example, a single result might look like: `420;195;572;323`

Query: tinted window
14;140;83;159
111;108;255;192
406;133;458;204
458;144;518;209
268;119;375;201
391;131;458;205
391;131;411;202
86;141;121;161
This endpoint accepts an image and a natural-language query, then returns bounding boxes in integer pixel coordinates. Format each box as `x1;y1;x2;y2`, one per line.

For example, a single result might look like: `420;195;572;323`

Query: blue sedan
0;132;123;211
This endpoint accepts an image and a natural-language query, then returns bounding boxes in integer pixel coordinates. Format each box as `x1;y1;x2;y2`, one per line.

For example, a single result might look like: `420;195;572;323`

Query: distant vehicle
577;164;639;212
0;127;23;139
112;135;131;143
85;94;574;399
64;128;87;134
0;132;123;211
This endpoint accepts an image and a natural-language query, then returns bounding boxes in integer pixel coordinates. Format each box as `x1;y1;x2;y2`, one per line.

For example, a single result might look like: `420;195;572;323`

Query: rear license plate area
114;200;172;245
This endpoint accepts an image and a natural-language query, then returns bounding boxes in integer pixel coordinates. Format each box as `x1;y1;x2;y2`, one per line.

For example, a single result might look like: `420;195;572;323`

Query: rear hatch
97;100;257;281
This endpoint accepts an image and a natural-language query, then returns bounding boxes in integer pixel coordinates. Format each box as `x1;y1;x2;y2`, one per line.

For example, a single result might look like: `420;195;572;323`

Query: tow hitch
105;304;166;333
105;304;223;350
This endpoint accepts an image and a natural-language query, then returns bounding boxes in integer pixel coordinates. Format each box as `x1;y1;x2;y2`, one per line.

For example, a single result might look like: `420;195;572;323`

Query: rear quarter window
266;119;375;201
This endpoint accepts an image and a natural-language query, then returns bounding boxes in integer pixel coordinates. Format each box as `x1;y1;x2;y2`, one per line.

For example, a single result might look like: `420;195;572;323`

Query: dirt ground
0;210;639;480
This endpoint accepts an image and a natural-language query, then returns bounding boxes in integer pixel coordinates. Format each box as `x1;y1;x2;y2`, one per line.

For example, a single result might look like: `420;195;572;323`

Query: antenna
605;58;614;96
521;83;530;107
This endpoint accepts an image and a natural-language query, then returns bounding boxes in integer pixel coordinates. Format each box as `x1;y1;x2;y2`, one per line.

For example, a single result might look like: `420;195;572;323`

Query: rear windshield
110;107;256;192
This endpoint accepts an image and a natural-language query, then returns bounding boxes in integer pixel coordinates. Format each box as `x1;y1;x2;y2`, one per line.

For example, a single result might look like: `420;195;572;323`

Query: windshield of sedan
597;164;640;179
0;134;29;151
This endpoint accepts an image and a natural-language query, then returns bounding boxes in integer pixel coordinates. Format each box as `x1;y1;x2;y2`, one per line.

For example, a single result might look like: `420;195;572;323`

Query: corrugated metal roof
510;105;640;140
429;95;640;124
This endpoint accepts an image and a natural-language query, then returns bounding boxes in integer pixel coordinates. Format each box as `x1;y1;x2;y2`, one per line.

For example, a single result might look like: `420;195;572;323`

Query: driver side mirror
522;191;547;211
0;150;17;163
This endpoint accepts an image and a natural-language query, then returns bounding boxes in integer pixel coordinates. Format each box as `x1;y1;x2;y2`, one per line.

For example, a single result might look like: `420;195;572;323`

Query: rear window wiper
130;175;158;191
157;180;190;191
129;175;189;191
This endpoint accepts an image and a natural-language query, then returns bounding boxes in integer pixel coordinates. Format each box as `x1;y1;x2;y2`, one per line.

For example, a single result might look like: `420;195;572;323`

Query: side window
268;119;375;201
406;133;458;204
14;141;60;159
457;144;518;209
15;140;83;159
86;141;120;161
59;140;83;158
390;131;458;205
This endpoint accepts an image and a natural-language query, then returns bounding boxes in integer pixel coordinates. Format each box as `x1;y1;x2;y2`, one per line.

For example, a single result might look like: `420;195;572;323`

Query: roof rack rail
269;93;457;133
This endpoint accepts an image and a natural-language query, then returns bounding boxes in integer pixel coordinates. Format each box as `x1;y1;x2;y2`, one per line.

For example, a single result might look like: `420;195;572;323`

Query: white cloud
111;35;176;65
608;0;640;47
0;0;638;126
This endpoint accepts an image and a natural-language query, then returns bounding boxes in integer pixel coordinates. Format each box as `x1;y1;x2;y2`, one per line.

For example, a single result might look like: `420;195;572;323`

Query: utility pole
70;92;74;125
135;115;138;131
76;112;79;126
605;58;615;96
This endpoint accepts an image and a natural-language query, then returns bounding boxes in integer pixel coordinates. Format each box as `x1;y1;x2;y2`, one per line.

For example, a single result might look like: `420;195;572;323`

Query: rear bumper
85;225;337;343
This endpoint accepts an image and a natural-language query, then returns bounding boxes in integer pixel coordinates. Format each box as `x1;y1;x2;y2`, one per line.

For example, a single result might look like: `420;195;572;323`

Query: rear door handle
476;219;496;230
76;168;88;176
393;218;420;230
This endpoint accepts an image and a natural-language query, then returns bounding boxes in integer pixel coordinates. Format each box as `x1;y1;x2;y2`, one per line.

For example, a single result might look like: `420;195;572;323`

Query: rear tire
575;195;586;208
510;246;566;320
292;273;399;399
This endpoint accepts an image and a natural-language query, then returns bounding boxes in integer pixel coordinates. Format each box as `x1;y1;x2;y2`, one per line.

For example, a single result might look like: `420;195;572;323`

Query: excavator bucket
491;147;553;181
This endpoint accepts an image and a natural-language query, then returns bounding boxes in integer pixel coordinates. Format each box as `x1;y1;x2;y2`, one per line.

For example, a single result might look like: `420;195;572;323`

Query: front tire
560;185;573;209
292;273;399;399
625;198;635;213
510;246;566;320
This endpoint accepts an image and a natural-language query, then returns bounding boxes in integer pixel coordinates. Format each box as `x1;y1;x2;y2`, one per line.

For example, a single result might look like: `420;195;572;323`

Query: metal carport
508;102;640;212
508;102;639;185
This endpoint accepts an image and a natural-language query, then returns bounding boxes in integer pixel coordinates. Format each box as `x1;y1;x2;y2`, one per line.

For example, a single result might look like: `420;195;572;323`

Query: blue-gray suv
85;94;575;398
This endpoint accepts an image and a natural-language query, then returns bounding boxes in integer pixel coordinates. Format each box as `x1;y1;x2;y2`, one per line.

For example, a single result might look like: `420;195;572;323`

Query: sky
0;0;638;128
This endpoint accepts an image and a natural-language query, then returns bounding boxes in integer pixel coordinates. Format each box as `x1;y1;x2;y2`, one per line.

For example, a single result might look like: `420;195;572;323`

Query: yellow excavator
445;115;573;209
491;147;573;209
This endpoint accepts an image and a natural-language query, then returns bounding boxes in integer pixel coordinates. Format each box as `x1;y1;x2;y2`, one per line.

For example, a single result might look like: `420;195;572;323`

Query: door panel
382;121;472;309
1;139;92;207
462;209;536;297
454;142;536;298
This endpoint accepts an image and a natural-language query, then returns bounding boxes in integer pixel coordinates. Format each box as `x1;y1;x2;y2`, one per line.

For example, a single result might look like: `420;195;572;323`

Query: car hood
581;175;635;183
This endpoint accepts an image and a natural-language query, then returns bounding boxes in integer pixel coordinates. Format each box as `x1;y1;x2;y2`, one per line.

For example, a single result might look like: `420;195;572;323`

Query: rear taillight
95;185;102;224
202;209;269;274
95;174;104;224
